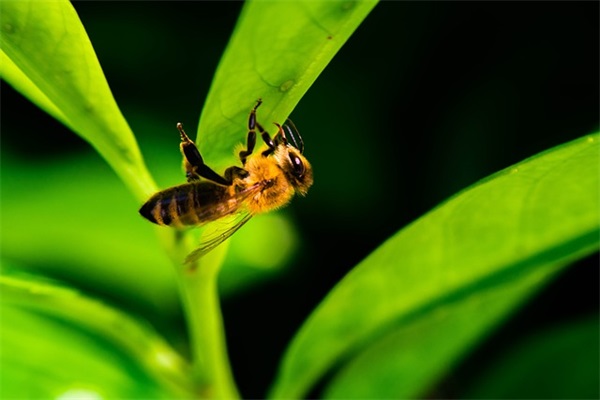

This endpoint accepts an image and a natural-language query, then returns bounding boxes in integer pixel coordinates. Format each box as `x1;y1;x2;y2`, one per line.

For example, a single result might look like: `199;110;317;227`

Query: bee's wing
183;182;262;266
184;211;253;265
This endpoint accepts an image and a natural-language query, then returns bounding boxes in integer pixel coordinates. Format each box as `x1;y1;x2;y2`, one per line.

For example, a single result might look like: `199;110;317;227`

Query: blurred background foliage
1;1;598;398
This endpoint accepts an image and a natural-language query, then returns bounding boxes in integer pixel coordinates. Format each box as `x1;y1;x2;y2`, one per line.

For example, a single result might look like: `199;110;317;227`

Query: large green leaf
0;0;155;202
196;0;378;172
0;267;194;398
269;134;600;398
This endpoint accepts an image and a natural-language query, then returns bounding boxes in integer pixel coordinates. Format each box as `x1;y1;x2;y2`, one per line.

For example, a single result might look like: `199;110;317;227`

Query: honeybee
139;99;313;264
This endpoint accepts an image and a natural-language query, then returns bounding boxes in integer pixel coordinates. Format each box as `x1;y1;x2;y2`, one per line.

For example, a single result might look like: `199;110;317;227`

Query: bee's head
272;120;313;195
275;145;313;195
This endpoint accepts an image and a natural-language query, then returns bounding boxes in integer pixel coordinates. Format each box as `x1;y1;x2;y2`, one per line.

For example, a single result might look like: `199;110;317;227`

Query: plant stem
166;230;240;399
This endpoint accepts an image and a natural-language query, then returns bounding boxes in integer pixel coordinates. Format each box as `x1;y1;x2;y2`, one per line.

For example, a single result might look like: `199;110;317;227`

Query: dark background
2;1;598;397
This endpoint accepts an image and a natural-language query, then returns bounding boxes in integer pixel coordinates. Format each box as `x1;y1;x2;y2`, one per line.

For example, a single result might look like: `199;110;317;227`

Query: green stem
166;230;240;399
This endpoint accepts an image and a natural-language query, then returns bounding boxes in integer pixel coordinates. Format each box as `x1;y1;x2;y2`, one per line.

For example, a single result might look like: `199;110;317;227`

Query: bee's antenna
282;119;304;153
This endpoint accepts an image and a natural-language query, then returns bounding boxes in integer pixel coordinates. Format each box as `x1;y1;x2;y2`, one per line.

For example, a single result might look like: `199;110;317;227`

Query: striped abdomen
139;181;232;227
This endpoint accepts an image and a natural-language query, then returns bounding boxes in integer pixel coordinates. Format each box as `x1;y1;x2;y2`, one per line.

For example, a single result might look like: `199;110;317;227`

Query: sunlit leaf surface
0;0;155;201
270;134;600;398
196;0;378;172
0;268;193;398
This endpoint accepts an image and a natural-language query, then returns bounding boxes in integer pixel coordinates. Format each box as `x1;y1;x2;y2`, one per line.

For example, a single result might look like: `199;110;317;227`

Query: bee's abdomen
139;187;185;226
139;194;174;226
139;182;229;227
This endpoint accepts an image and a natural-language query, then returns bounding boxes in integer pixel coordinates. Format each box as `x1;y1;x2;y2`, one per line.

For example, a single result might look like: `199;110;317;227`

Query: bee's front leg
177;123;229;185
239;99;263;165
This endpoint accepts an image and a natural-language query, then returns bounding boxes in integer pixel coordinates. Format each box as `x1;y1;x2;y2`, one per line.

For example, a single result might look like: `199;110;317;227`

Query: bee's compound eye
289;153;305;178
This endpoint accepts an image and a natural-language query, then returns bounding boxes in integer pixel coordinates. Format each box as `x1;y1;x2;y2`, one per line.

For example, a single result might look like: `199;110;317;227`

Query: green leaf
269;134;600;398
196;0;378;172
0;267;194;398
0;0;156;202
464;316;599;399
0;152;179;317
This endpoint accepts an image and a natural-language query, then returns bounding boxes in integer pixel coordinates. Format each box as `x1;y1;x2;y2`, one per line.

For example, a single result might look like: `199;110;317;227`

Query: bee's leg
177;123;230;185
261;123;286;157
239;99;263;165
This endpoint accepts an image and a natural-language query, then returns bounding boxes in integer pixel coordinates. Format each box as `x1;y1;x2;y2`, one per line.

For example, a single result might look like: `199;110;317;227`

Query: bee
139;99;313;264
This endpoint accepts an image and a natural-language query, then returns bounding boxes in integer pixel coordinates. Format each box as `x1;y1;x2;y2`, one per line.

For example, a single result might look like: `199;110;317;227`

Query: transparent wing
182;181;264;266
184;211;253;266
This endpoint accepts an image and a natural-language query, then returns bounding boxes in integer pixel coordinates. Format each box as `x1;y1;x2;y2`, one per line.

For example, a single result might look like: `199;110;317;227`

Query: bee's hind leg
177;123;230;185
